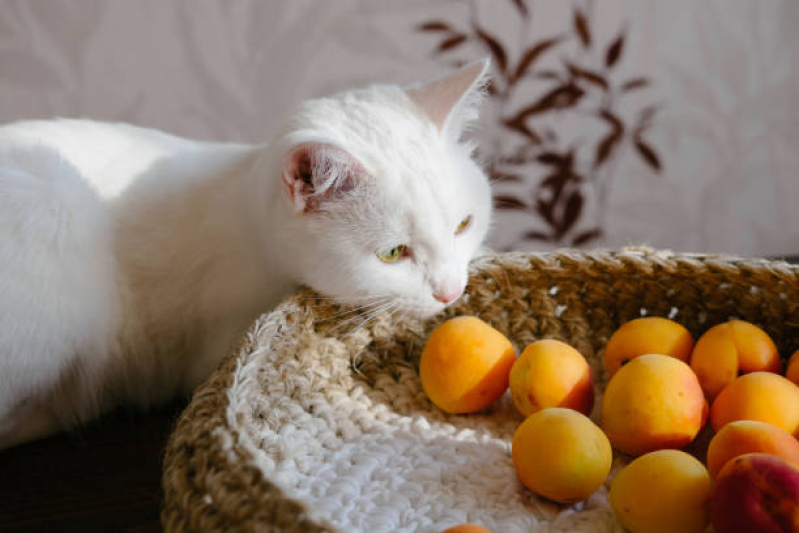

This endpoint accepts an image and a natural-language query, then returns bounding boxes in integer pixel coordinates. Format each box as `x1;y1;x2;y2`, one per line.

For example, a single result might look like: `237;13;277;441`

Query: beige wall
1;0;797;256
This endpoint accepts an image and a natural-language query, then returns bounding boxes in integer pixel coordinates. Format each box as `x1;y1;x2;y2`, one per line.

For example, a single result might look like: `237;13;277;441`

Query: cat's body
0;61;492;449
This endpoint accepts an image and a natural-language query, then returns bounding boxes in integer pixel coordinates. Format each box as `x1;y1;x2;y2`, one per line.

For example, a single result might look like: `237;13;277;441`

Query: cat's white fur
0;60;492;449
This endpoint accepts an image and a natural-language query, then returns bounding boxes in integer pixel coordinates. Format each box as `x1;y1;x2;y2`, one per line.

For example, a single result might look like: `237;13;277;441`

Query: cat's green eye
377;244;407;263
455;215;473;235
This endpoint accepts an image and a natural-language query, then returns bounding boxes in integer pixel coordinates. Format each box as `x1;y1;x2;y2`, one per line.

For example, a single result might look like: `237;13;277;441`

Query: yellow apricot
706;420;799;478
710;372;799;436
509;339;594;417
787;349;799;386
419;316;516;414
441;525;492;533
512;407;612;504
601;354;708;456
604;317;694;375
690;320;780;400
609;449;712;533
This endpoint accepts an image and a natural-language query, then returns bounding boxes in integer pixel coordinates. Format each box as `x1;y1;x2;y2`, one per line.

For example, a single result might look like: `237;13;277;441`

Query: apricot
603;316;694;375
419;316;516;414
601;354;708;456
508;339;594;417
707;420;799;478
609;449;712;533
710;453;799;533
690;320;781;400
441;525;492;533
710;372;799;436
512;407;612;504
787;349;799;386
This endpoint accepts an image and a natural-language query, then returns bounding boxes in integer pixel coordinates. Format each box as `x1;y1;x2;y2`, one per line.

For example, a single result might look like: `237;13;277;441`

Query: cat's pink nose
433;288;462;304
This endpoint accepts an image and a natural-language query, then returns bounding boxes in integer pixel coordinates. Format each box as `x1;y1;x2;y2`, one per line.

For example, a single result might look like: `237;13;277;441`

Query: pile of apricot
419;314;799;533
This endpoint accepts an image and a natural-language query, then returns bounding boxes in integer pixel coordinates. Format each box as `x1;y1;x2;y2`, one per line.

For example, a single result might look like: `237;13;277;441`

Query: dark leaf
537;152;565;166
566;63;608;90
571;228;603;246
621;77;649;92
535;70;562;80
536;199;554;224
494;195;529;210
510;0;529;17
513;37;561;81
524;230;552;241
502;117;543;143
573;10;591;48
635;140;662;171
436;34;468;53
560;190;584;234
474;26;508;74
540;173;568;204
508;83;585;120
595;130;623;166
417;21;454;33
605;33;625;68
599;109;624;133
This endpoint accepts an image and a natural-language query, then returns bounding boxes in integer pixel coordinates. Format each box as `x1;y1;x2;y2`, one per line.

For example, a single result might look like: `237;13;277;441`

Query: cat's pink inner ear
407;59;489;132
282;143;364;214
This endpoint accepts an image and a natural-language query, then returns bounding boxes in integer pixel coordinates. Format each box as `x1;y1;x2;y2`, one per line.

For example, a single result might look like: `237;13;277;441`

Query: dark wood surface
0;398;188;533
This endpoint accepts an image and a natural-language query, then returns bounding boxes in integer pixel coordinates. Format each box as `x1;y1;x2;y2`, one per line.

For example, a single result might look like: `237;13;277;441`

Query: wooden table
0;399;188;532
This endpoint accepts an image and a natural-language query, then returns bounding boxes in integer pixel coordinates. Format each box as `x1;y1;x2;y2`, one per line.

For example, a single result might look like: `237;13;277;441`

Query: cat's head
273;60;493;318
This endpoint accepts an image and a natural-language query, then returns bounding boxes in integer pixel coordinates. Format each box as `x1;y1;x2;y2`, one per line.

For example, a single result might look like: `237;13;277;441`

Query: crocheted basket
161;249;799;533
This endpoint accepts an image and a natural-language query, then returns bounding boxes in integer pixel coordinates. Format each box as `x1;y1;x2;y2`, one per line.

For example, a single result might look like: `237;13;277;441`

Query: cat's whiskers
314;295;393;324
300;293;392;303
328;299;397;336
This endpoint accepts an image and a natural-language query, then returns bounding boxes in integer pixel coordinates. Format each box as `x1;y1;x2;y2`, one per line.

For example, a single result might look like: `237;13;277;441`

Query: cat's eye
377;244;407;263
455;215;473;235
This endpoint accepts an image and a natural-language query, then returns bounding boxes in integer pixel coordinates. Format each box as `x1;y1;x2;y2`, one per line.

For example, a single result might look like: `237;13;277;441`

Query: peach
787;350;799;386
710;372;799;436
710;453;799;533
603;317;694;375
441;525;492;533
508;339;594;417
690;320;781;400
512;407;612;504
419;316;516;414
609;449;712;533
601;354;708;456
707;420;799;478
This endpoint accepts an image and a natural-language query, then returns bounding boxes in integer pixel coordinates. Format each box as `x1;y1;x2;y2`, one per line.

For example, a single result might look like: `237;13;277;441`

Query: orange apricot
419;316;516;414
787;349;799;386
508;339;594;417
604;317;694;375
710;371;799;436
707;420;799;478
609;449;712;533
512;407;612;504
690;320;780;401
441;525;492;533
601;354;708;456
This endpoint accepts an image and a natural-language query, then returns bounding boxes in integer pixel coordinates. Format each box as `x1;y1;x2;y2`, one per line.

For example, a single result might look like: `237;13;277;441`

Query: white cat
0;60;493;449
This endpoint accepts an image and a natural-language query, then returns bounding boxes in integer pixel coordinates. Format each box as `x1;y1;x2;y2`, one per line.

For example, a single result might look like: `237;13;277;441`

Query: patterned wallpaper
1;0;797;256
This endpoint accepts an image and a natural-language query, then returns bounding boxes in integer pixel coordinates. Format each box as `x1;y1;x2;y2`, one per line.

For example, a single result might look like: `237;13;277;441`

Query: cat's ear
281;143;367;214
406;58;491;139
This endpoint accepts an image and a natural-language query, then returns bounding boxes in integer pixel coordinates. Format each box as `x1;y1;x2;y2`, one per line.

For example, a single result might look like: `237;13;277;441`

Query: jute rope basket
161;249;799;532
